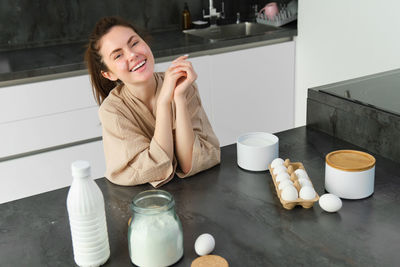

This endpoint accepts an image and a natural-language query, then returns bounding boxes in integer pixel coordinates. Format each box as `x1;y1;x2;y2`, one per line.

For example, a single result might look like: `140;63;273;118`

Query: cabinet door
210;41;295;146
0;106;101;159
155;56;212;121
0;140;105;204
0;74;95;123
0;74;101;159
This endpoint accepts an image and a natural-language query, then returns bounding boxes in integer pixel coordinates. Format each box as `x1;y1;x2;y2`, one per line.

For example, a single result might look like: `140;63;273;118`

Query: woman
85;16;220;187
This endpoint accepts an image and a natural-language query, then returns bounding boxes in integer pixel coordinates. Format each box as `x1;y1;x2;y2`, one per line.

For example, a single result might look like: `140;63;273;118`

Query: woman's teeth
131;60;146;72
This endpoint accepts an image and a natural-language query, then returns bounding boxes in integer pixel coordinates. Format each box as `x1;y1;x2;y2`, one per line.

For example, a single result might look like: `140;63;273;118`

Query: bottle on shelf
182;2;192;30
66;160;110;267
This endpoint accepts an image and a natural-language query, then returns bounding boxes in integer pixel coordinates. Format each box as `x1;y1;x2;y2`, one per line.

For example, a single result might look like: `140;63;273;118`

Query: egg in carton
268;158;319;210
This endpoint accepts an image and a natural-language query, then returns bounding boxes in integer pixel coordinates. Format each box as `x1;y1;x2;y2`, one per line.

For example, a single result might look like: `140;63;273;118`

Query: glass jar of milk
128;190;183;267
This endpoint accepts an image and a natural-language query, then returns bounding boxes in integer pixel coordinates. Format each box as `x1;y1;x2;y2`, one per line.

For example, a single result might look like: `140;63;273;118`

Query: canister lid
326;150;375;172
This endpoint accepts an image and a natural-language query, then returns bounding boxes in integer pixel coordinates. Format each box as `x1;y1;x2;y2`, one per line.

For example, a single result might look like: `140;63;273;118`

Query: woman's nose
129;52;136;60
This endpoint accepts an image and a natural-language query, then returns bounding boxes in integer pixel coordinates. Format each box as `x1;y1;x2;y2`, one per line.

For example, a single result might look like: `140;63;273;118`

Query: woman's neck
125;74;157;110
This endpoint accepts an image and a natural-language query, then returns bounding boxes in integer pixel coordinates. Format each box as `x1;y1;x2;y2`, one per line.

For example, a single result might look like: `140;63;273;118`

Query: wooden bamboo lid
326;150;375;172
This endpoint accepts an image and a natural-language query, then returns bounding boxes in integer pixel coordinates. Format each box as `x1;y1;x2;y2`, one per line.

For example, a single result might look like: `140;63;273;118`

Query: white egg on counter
281;185;298;201
273;165;287;176
319;194;342;212
298;178;312;188
278;179;294;190
294;169;309;180
194;233;215;256
276;172;290;182
299;186;316;200
271;158;285;168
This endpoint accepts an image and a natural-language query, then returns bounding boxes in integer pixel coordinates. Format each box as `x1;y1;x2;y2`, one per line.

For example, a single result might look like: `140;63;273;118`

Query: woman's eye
131;41;139;47
114;54;121;60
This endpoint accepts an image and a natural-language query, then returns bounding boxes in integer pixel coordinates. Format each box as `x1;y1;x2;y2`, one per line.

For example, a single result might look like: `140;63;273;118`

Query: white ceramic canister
325;150;376;199
237;132;279;171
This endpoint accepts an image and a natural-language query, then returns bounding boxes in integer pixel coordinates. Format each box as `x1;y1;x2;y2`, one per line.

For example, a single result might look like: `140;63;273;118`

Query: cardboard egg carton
268;159;319;210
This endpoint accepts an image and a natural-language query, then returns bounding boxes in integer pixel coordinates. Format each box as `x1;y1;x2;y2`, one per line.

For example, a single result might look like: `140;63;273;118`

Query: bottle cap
71;160;91;178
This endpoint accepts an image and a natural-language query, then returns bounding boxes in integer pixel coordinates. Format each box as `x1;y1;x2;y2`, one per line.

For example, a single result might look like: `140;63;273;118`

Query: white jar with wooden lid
325;150;376;199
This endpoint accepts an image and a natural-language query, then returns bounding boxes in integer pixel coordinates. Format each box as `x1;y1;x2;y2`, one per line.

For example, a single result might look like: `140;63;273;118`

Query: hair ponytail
84;16;138;105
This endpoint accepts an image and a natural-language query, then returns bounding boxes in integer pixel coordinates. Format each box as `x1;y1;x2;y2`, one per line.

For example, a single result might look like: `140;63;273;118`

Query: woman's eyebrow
109;35;137;58
109;48;122;58
127;35;135;44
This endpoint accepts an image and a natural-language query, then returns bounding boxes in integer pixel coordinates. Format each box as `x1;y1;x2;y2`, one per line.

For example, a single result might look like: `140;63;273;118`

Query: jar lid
326;150;375;172
131;190;175;215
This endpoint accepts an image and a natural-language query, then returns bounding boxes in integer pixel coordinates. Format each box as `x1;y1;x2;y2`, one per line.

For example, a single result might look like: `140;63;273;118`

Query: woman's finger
172;54;189;63
169;61;192;72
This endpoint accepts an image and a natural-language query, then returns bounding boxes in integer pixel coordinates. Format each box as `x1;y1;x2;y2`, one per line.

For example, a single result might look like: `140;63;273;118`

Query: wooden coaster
191;255;228;267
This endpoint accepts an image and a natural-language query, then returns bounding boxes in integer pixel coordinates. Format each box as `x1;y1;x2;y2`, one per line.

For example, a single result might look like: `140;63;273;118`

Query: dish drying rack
256;6;297;27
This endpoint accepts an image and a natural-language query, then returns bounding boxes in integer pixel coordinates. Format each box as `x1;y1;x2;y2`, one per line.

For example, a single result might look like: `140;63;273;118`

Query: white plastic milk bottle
67;160;110;267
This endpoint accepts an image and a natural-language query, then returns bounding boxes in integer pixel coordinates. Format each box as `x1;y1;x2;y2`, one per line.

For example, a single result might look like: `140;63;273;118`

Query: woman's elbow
179;161;192;174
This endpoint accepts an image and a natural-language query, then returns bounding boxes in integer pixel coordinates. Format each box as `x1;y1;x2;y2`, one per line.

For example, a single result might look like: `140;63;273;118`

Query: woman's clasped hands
159;55;197;105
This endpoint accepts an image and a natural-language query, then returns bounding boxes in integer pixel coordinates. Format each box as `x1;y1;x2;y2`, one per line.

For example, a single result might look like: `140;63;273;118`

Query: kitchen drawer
0;140;105;204
0;74;95;124
0;106;101;159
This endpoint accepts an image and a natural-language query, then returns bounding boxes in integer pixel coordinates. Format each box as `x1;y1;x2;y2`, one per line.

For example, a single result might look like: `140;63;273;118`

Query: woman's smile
130;59;147;72
131;60;146;72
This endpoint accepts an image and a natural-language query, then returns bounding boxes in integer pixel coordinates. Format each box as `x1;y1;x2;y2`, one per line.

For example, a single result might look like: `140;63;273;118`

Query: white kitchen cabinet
210;41;295;146
0;141;105;204
0;74;100;159
0;106;100;158
0;75;96;123
0;74;104;203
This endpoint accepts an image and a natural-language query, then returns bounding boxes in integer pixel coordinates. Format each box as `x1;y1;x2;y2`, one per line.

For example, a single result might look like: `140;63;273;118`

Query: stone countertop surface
1;126;399;266
0;22;297;86
307;68;400;164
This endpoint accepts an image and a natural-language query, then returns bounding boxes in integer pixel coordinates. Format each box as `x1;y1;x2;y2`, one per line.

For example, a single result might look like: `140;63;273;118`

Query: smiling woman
84;16;220;187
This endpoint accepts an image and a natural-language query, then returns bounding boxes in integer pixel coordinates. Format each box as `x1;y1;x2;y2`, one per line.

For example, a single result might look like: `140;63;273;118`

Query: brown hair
85;16;139;105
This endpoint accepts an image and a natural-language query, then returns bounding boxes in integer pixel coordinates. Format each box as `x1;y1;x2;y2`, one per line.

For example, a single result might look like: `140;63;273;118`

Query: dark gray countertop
307;68;400;164
318;69;400;117
0;22;297;86
1;126;399;266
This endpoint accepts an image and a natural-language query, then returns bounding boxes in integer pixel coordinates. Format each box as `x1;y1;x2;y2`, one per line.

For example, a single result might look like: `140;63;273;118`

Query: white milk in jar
128;190;183;267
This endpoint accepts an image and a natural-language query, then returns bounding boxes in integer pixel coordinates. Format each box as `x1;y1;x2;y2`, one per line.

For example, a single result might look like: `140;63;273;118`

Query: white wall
295;0;400;126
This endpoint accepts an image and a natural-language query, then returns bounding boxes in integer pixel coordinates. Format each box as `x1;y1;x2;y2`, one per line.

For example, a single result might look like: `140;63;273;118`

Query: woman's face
99;26;155;85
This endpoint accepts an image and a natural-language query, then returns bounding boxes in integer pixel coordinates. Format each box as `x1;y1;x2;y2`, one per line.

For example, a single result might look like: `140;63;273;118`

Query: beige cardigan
98;72;220;187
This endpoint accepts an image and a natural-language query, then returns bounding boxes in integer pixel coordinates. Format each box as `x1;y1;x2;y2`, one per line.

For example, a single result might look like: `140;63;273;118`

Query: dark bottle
182;2;191;30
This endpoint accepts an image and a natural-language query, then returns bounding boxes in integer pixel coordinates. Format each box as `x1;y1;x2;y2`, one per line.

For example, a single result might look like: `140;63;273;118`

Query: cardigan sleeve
99;102;176;187
175;82;221;178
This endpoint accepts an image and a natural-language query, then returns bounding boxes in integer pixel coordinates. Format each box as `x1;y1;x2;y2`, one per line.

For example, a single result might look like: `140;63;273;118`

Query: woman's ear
101;70;118;81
